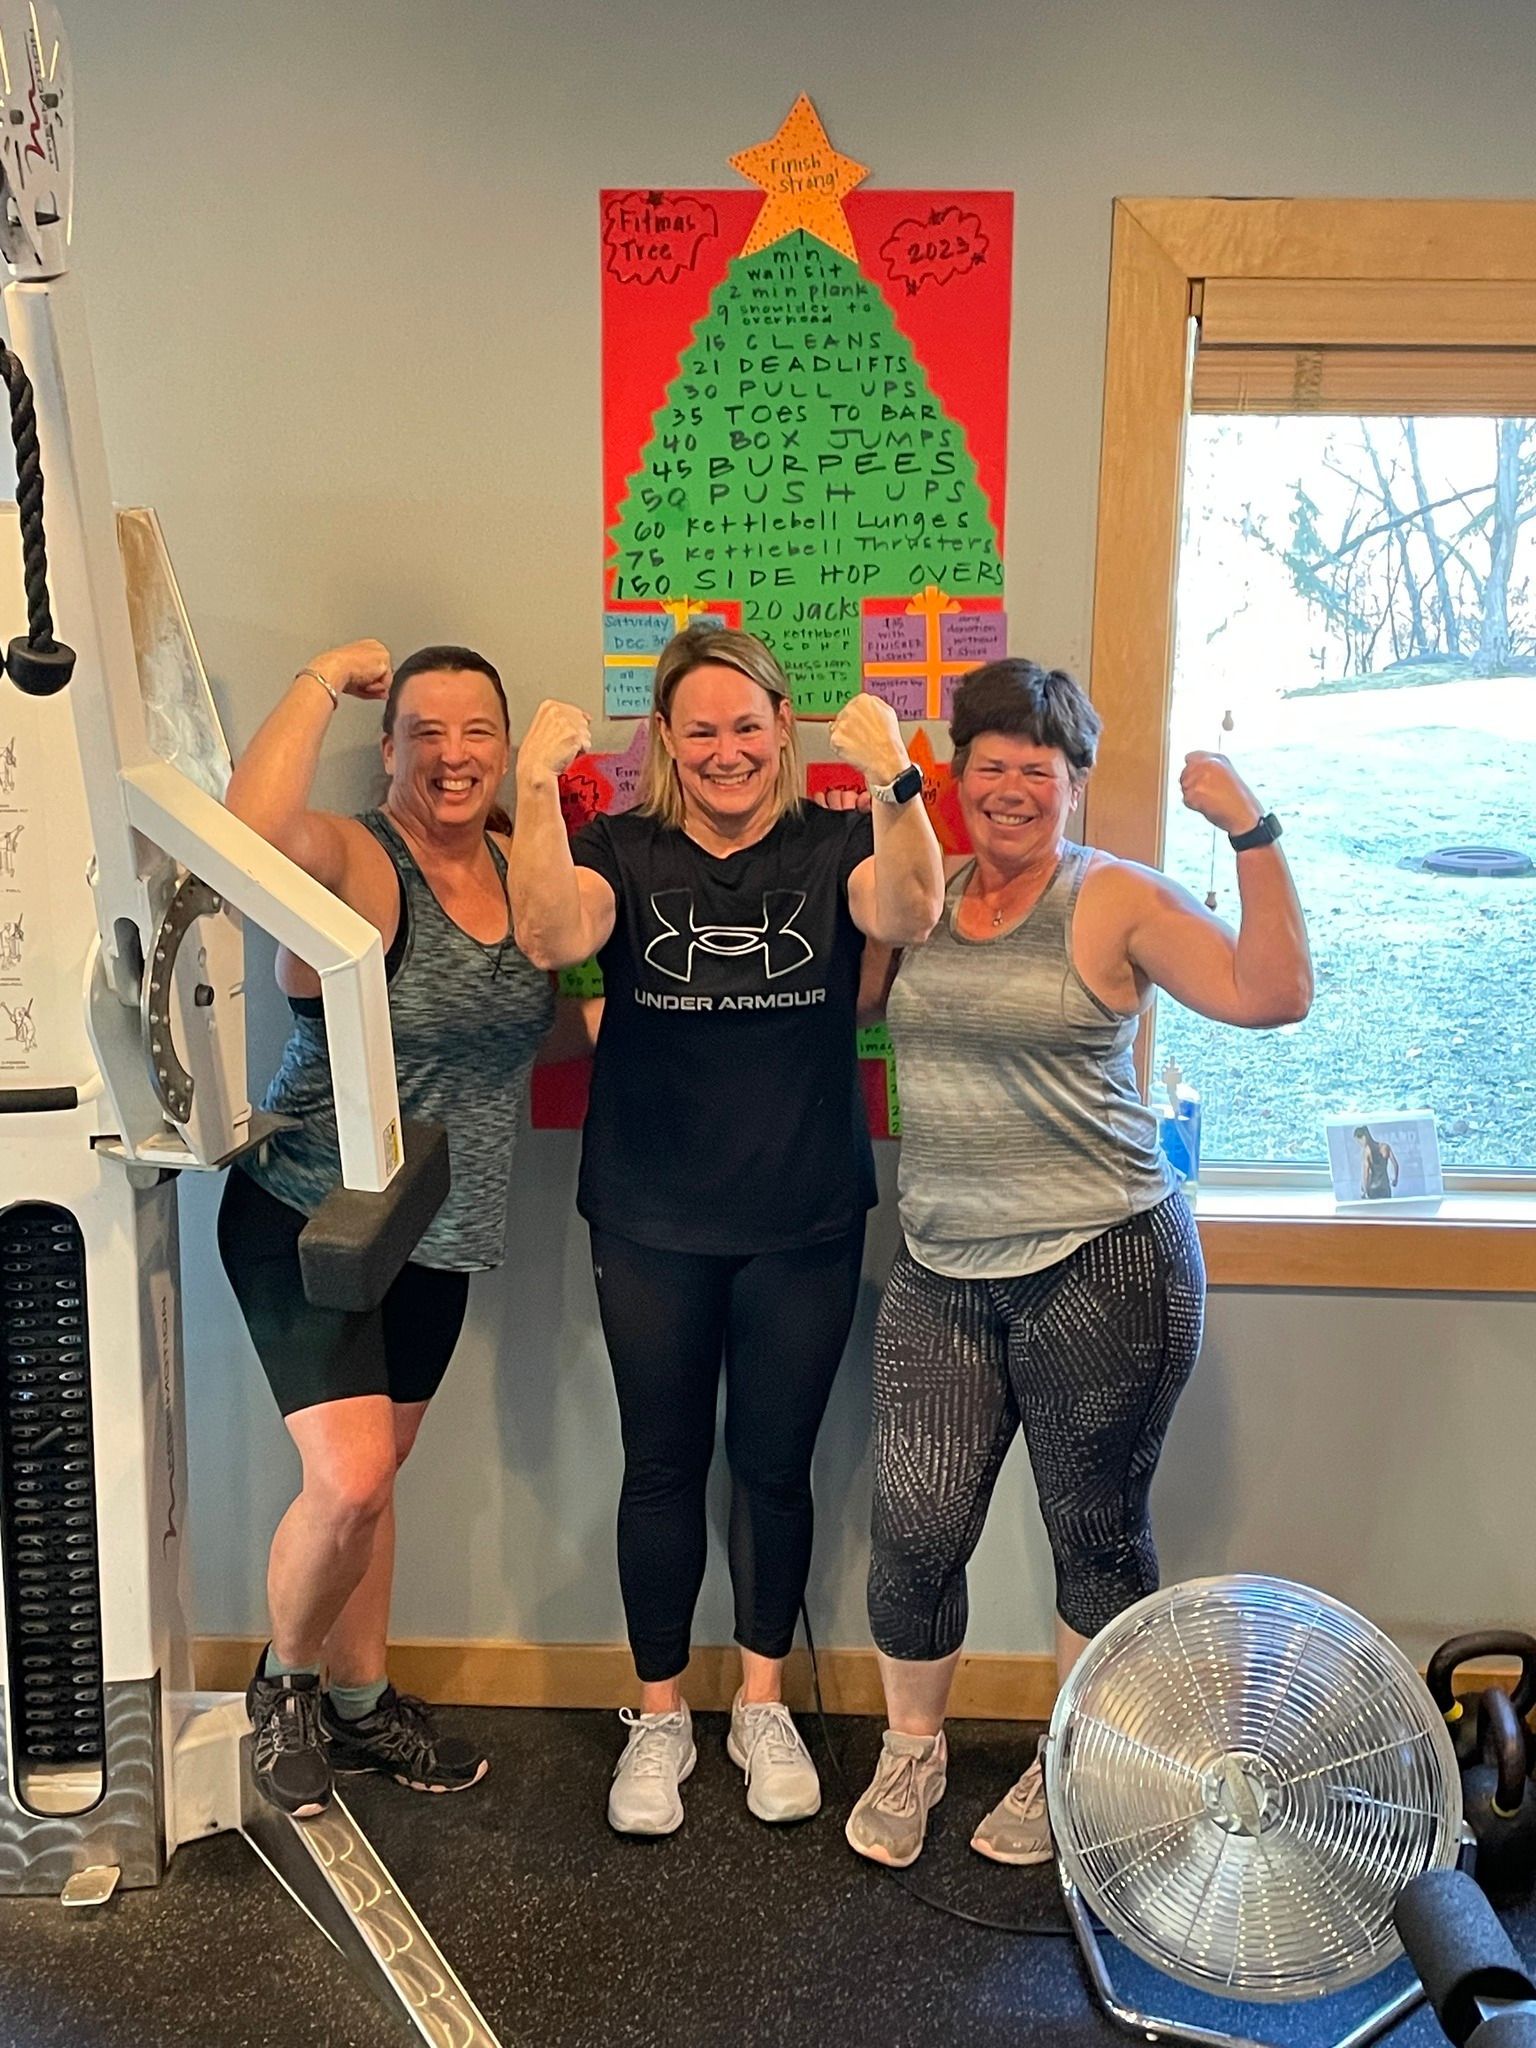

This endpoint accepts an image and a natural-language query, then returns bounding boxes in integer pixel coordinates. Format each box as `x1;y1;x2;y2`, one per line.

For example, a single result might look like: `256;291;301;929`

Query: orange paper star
908;729;972;856
729;94;868;262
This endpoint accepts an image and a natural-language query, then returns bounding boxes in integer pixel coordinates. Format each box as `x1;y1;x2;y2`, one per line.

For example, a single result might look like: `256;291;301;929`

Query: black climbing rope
0;340;75;694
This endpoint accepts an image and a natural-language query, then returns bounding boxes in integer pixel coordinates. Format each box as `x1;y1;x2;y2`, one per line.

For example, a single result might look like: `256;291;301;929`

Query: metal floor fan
1046;1576;1465;2048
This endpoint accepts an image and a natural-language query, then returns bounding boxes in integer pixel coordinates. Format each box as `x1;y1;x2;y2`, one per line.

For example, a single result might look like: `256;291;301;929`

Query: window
1155;409;1536;1176
1086;201;1536;1290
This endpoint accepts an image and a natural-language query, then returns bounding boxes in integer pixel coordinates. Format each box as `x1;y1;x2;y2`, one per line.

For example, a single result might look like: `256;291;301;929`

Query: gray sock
328;1677;388;1722
263;1644;320;1682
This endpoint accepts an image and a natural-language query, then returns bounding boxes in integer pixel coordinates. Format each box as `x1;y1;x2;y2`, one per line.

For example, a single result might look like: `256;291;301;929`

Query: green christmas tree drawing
609;101;1003;718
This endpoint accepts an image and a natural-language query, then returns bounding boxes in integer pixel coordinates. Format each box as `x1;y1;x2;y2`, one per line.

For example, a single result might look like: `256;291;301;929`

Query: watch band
870;762;924;806
1229;810;1282;852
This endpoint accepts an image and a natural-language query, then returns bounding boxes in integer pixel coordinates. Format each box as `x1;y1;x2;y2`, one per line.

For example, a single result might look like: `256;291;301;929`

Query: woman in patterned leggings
845;659;1312;1871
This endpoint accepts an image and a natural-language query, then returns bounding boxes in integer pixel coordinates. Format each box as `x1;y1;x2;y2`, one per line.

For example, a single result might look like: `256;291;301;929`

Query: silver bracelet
296;665;338;710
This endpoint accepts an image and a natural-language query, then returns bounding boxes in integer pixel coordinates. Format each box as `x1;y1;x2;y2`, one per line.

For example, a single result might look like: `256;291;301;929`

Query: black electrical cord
799;1600;1072;1939
0;340;75;694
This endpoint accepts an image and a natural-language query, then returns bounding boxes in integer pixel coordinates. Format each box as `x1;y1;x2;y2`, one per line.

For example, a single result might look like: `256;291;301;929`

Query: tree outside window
1155;413;1536;1175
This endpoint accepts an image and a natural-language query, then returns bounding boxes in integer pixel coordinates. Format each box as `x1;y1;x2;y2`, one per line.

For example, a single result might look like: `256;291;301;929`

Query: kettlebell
1426;1631;1536;1771
1463;1687;1536;1892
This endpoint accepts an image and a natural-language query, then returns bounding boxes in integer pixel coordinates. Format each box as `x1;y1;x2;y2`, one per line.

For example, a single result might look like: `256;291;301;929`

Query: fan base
1061;1877;1427;2048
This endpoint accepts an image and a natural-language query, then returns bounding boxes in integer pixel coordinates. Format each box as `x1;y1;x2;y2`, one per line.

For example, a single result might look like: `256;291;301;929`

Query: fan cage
1047;1576;1463;2003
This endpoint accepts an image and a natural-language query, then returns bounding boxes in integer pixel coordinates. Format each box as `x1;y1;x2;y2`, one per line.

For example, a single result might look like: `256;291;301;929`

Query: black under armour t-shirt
570;803;877;1255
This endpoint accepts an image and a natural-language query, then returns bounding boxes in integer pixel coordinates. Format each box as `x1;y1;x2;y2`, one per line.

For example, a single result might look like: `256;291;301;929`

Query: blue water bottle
1157;1058;1201;1193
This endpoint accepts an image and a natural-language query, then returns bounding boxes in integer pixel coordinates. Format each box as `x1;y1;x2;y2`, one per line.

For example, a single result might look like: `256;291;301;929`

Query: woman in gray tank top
845;659;1313;1874
217;639;569;1820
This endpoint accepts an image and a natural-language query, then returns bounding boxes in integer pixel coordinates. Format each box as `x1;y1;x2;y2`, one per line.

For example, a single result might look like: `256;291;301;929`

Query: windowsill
1189;1183;1536;1293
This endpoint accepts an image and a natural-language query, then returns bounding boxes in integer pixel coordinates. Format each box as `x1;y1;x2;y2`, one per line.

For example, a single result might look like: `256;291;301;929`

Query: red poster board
601;101;1011;719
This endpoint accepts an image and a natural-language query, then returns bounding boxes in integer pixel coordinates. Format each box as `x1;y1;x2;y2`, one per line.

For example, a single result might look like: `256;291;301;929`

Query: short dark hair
383;645;508;737
949;658;1101;778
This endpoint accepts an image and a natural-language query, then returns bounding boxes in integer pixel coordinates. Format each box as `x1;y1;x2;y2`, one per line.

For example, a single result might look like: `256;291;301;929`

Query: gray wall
45;0;1536;1658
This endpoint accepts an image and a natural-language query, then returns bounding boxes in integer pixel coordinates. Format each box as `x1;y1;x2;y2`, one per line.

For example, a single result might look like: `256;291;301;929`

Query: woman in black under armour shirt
511;625;944;1838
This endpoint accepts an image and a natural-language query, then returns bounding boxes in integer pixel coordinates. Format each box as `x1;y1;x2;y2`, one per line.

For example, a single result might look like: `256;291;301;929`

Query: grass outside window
1087;199;1536;1293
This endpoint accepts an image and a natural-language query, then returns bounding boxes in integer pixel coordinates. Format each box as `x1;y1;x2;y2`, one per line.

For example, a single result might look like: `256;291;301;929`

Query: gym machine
0;5;496;2039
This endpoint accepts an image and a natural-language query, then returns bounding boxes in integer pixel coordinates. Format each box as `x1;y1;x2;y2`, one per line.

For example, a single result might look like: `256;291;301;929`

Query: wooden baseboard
194;1637;1529;1727
195;1637;1060;1721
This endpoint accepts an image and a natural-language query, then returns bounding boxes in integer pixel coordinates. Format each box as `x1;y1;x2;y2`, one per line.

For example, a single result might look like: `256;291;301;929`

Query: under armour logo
644;889;814;983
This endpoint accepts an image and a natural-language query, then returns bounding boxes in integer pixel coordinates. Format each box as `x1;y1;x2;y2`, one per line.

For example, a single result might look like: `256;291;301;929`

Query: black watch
871;762;925;806
1229;811;1282;852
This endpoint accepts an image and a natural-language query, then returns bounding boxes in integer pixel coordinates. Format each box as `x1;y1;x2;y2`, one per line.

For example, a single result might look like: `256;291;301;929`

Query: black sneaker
246;1653;331;1818
320;1686;489;1793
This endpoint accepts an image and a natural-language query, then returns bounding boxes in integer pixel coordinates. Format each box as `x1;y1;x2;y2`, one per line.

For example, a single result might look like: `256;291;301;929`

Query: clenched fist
301;639;392;700
1179;752;1263;836
517;699;593;786
809;783;873;814
830;691;908;788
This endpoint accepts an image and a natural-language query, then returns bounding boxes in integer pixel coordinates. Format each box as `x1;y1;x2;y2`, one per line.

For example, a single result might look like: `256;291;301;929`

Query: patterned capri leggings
868;1192;1205;1658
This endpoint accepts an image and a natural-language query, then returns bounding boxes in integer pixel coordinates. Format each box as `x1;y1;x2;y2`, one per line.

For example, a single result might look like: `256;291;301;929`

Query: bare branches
1231;415;1536;676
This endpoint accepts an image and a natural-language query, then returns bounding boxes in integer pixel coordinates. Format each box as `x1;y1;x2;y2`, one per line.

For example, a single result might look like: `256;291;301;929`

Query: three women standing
224;631;1310;1860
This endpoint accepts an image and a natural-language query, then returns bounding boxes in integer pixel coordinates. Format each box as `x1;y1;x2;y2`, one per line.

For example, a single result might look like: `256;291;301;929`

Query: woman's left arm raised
1121;752;1313;1028
831;693;945;945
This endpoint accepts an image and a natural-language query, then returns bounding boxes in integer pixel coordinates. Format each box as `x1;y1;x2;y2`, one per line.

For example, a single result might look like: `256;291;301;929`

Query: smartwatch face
1236;806;1286;847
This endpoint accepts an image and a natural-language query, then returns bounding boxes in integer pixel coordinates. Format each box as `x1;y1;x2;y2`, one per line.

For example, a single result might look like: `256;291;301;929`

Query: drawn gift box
860;587;1006;722
602;598;743;718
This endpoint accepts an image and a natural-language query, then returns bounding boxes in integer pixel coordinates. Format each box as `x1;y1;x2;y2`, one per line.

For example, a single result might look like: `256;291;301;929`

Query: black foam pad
298;1120;451;1313
1468;2012;1536;2048
1395;1868;1536;2046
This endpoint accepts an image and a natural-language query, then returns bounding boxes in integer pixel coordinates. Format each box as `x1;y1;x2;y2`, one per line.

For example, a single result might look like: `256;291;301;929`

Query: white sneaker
844;1728;948;1868
970;1734;1052;1865
607;1704;696;1836
726;1691;821;1822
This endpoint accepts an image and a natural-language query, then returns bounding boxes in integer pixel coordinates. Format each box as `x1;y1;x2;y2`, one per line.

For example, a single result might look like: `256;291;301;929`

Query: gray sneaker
726;1691;821;1822
607;1705;696;1836
844;1728;947;1868
970;1734;1051;1865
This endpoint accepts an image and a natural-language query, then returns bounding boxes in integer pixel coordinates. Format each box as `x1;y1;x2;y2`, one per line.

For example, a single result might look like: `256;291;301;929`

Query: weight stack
0;1202;105;1772
0;1172;168;1896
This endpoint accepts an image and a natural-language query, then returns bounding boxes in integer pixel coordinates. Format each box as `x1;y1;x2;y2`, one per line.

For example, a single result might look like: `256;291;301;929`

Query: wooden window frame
1085;198;1536;1296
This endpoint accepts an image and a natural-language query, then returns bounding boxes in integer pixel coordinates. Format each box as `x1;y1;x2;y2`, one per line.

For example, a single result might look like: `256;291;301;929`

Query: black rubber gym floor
0;1708;1531;2048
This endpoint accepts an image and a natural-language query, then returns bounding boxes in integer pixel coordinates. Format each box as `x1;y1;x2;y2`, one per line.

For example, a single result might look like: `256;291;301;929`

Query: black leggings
589;1224;866;1683
218;1169;470;1417
868;1193;1204;1657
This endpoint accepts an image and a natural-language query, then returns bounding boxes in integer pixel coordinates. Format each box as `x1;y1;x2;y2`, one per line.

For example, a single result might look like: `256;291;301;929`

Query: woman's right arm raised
509;699;617;971
224;640;392;891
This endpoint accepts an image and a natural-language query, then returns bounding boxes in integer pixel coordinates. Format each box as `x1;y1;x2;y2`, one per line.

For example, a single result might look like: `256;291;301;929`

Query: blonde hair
637;625;803;831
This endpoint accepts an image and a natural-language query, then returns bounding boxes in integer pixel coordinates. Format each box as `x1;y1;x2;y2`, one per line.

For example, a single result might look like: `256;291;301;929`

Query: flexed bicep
1125;873;1249;1023
1124;848;1311;1032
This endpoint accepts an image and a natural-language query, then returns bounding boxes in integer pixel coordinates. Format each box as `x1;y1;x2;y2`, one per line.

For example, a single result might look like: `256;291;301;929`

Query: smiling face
381;669;510;836
659;661;792;836
957;731;1081;872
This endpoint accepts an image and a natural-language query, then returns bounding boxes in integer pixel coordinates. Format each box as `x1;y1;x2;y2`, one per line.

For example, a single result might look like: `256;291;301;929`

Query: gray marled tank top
886;842;1174;1262
240;810;554;1270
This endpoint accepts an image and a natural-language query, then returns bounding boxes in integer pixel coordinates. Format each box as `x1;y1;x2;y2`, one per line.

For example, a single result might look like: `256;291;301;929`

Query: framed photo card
1325;1110;1444;1209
